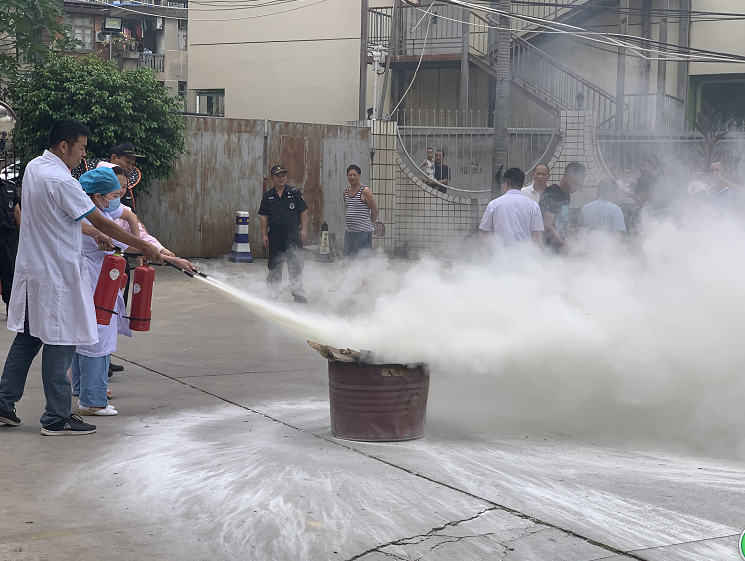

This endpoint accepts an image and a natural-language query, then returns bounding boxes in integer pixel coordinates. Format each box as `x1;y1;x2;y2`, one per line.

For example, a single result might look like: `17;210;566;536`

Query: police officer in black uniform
0;177;20;314
258;165;308;303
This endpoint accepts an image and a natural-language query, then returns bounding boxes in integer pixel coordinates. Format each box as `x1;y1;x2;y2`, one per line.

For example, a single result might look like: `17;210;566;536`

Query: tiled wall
394;154;489;258
367;111;603;257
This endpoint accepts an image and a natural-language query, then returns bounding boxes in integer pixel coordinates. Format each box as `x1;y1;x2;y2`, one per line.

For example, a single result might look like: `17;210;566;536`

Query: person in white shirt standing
479;167;544;249
576;178;626;236
521;164;550;203
0;119;162;435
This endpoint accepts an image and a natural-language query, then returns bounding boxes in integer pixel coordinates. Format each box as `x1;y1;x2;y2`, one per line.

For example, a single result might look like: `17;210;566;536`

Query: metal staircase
469;14;617;124
510;0;616;41
368;2;619;128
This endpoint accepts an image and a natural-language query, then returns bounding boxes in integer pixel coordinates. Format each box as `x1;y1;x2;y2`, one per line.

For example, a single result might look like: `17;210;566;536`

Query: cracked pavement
1;265;743;560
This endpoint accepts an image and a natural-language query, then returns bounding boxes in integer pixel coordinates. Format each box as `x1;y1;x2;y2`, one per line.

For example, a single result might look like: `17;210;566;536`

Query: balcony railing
367;4;684;132
608;93;686;131
138;53;165;73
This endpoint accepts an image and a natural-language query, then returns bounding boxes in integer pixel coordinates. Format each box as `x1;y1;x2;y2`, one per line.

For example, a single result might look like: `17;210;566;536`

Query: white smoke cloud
203;209;745;458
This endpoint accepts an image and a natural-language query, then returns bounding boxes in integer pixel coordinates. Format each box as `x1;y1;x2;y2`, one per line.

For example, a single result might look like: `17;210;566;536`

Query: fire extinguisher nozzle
161;260;196;278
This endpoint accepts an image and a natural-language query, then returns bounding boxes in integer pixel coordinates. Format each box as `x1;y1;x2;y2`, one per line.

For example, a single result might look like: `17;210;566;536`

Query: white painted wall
690;0;745;75
189;0;366;124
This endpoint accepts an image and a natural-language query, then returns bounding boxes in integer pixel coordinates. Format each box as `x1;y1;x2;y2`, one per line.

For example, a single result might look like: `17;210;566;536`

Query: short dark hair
346;164;361;175
48;119;90;149
710;160;728;170
597;177;617;197
436;149;445;157
534;164;550;174
565;162;586;176
426;146;433;151
634;176;654;193
503;167;525;189
111;166;127;177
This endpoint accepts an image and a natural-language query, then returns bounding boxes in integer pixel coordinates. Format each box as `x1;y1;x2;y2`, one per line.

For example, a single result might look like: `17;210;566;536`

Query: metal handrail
396;125;491;195
396;122;560;195
509;34;616;101
370;5;686;131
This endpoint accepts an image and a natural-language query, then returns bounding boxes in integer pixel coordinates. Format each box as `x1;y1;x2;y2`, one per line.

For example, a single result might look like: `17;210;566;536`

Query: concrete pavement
1;261;743;561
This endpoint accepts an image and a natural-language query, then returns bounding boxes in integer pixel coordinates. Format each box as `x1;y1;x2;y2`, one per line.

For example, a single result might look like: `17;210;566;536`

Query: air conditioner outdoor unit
96;31;108;42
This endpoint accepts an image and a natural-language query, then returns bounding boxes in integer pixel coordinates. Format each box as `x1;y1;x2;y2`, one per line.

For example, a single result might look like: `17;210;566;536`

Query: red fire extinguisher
129;265;155;332
94;254;127;325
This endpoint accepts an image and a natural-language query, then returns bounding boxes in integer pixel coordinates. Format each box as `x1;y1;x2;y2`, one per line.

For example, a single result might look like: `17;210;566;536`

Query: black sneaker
0;408;20;426
293;295;308;304
41;414;96;436
109;363;124;372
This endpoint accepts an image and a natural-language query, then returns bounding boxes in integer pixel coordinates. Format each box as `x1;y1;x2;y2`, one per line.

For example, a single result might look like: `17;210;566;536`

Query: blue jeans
0;311;76;426
71;354;110;409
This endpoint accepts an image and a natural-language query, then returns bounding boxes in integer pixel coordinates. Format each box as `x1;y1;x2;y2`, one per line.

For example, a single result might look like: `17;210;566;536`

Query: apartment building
188;0;745;129
187;0;368;122
61;0;188;102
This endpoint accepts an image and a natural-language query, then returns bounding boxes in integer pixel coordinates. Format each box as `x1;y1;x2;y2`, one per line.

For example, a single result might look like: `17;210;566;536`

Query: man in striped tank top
343;165;378;290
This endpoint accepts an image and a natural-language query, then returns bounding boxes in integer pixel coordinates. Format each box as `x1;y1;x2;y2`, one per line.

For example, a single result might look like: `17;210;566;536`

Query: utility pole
615;0;629;130
491;0;511;200
676;0;692;128
459;7;470;122
359;0;369;121
641;0;652;94
378;0;400;120
656;0;670;130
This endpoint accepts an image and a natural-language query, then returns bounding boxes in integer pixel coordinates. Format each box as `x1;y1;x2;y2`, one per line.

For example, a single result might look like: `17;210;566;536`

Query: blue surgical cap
79;167;121;195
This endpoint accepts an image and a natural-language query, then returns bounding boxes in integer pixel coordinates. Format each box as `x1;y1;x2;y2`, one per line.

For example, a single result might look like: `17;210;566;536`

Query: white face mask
101;196;121;213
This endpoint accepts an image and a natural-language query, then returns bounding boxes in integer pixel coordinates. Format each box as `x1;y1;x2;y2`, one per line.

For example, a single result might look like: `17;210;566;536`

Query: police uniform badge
289;202;295;210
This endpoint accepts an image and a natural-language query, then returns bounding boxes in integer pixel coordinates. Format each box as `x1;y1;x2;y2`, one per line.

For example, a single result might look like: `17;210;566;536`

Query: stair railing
469;11;616;125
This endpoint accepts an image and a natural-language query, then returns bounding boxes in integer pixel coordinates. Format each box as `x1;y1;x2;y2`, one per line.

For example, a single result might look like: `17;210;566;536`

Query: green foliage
0;0;77;89
694;103;733;171
100;36;138;53
9;54;186;189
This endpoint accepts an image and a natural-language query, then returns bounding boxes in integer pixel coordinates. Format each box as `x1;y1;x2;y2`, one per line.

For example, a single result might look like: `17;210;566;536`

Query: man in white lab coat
0;119;162;436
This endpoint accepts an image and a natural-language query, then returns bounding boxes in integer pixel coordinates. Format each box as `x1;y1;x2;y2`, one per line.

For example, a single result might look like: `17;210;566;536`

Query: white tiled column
369;120;397;255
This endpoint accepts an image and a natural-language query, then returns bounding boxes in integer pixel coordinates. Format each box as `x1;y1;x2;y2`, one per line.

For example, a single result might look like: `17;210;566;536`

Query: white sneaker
78;405;118;416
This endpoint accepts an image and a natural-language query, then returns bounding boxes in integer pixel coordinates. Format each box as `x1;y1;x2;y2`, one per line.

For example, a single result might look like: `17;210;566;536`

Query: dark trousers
0;229;18;306
266;230;304;297
0;305;76;426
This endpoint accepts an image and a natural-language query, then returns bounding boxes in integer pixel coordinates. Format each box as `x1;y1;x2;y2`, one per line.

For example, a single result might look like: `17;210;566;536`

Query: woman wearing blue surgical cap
72;167;132;416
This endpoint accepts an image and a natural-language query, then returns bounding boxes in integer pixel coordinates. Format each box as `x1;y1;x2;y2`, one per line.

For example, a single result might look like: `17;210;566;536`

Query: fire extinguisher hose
95;305;118;316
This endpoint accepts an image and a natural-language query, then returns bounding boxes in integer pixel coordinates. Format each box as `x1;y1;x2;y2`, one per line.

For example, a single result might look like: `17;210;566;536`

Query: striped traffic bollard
228;211;253;263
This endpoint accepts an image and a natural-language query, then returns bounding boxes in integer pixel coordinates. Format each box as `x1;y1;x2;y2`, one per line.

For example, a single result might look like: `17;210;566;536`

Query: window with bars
178;19;187;51
66;16;94;51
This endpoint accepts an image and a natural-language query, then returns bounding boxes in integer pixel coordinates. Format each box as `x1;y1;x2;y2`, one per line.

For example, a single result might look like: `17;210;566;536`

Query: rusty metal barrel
327;362;430;442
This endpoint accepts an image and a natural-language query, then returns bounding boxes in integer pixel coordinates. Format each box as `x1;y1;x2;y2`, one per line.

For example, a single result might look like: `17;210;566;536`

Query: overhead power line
401;0;745;64
508;1;745;21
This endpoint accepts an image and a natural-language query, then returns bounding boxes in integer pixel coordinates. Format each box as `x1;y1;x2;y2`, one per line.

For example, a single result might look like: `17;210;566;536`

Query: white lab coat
7;151;98;346
75;208;132;358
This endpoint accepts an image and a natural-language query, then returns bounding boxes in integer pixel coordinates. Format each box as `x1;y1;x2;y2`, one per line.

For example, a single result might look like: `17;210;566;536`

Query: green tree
10;54;186;188
0;0;76;90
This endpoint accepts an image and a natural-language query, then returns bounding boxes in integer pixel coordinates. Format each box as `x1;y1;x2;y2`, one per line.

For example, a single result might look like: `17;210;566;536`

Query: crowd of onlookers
438;148;745;251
